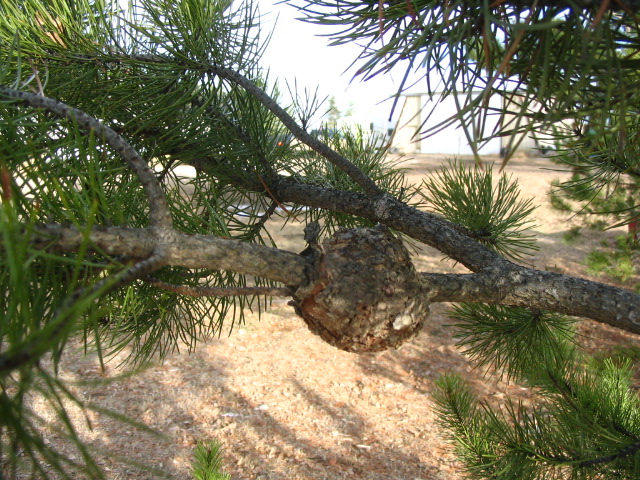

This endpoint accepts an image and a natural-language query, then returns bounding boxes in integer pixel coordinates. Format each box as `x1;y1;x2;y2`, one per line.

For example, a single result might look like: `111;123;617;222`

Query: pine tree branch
264;178;640;333
269;176;507;271
184;63;383;196
44;52;383;195
2;71;639;336
423;270;640;334
26;223;310;287
0;87;173;229
206;65;383;196
17;218;640;334
575;438;640;467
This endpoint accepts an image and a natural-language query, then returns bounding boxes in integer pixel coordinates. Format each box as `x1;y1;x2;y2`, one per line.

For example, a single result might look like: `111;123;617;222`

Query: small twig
24;222;310;286
248;200;279;236
591;0;611;28
576;439;640;467
404;0;422;30
27;59;45;96
258;174;292;216
157;157;178;184
145;277;291;297
0;164;11;201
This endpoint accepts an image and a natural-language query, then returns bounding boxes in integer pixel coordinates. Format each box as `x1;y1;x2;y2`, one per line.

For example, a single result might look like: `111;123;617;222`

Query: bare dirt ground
35;154;640;480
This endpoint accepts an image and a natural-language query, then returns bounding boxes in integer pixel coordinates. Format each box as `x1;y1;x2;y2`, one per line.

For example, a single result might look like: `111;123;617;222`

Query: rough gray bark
27;223;310;286
20;218;640;337
269;176;507;271
423;270;640;333
268;178;640;335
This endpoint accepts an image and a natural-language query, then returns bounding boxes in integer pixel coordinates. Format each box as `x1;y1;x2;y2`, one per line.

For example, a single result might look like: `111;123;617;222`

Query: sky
256;0;418;130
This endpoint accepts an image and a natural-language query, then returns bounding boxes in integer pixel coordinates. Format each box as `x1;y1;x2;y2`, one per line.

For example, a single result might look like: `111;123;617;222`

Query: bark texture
423;269;640;334
290;226;430;352
27;223;310;287
270;177;506;272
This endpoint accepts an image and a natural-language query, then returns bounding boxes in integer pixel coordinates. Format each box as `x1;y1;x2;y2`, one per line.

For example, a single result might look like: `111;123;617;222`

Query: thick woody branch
269;177;507;272
264;178;640;333
29;223;310;287
0;88;172;229
423;269;640;334
18;221;640;335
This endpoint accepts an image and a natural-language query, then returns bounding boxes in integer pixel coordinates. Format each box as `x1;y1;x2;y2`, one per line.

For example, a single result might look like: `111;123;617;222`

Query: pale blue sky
257;0;417;129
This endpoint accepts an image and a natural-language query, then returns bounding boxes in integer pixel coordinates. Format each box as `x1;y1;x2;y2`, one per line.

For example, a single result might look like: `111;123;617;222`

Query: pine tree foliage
449;304;575;382
291;0;640;157
549;139;640;230
191;440;231;480
1;0;640;478
293;0;640;227
419;160;538;262
434;353;640;479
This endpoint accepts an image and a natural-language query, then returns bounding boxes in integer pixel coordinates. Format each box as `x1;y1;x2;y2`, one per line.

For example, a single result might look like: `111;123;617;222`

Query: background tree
2;0;640;479
326;96;342;127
